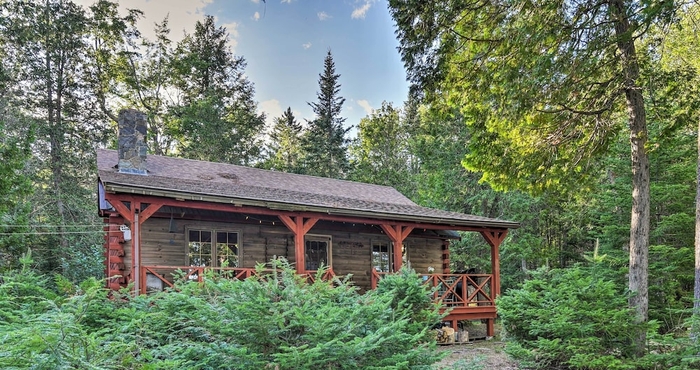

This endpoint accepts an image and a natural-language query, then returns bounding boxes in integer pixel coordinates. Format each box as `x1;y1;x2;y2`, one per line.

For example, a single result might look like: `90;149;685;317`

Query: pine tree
0;0;113;279
300;50;350;178
266;107;303;172
172;15;265;165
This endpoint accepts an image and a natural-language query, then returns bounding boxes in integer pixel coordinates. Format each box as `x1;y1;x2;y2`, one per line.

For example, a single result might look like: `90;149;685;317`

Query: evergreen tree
388;0;683;349
94;14;177;156
301;50;350;178
0;0;115;279
172;15;265;165
0;101;33;270
266;107;303;172
350;101;415;197
657;3;700;338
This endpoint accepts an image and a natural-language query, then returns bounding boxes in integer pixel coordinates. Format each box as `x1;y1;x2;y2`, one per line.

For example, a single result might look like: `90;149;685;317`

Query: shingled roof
97;149;519;229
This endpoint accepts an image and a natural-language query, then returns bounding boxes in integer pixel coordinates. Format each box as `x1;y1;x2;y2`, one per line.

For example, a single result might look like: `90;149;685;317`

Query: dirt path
433;340;520;369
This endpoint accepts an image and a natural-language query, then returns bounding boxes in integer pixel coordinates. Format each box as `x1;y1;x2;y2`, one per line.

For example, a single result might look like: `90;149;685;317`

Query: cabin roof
97;149;519;229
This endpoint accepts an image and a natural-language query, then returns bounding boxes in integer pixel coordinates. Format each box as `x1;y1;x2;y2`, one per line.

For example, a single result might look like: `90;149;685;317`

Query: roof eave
99;180;520;230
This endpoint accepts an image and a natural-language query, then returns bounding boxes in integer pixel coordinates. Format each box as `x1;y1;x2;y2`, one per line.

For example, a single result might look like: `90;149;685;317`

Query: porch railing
370;270;495;308
140;265;336;294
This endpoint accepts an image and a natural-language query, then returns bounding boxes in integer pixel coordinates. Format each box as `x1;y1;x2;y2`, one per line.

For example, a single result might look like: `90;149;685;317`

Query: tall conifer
301;50;350;178
266;107;302;172
172;15;265;165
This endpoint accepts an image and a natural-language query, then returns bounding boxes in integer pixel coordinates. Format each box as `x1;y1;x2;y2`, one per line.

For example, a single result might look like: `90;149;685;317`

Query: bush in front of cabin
497;264;656;370
131;259;443;369
0;255;445;369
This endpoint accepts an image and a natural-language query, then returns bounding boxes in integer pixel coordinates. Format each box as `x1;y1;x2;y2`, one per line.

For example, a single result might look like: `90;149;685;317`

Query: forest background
1;0;700;368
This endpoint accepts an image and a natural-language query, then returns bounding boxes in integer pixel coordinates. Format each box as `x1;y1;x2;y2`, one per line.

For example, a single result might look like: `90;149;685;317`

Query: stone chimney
118;109;148;175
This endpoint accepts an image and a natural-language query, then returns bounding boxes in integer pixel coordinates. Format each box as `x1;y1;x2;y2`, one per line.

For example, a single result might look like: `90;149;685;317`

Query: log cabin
97;110;520;336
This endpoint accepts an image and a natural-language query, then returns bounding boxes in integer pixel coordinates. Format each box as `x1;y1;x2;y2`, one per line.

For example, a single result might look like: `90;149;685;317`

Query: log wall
121;217;444;291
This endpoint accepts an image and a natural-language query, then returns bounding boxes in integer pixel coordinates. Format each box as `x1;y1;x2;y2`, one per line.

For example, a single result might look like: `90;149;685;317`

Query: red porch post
380;224;414;271
480;229;508;337
278;215;318;274
103;194;163;294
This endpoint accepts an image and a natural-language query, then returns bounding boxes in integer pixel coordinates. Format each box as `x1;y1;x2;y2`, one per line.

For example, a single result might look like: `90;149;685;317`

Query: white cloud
281;0;293;3
253;11;261;21
302;42;312;50
219;21;239;51
351;1;373;19
73;0;243;53
260;99;284;126
317;11;331;21
251;0;260;3
75;0;214;42
357;100;373;115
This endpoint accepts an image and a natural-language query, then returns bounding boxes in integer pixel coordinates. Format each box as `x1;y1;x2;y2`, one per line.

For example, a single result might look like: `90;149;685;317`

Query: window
305;235;331;270
188;229;239;267
216;231;239;267
372;241;392;272
188;230;212;267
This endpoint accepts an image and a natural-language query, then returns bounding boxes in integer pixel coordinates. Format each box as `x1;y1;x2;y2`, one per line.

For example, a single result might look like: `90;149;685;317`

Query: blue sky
78;0;409;135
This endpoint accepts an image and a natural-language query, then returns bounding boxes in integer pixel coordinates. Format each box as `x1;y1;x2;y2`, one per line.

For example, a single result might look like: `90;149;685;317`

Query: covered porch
136;263;499;335
100;186;512;337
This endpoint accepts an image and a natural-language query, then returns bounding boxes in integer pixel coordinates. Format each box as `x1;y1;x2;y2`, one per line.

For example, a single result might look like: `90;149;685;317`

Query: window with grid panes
304;235;331;270
372;241;391;272
187;229;239;267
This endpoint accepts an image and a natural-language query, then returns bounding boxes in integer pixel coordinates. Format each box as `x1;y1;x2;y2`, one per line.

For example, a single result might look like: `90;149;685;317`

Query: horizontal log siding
128;217;445;290
407;238;444;275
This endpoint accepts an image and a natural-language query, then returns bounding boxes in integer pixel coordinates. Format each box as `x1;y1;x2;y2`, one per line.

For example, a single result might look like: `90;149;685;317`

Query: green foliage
445;357;485;370
172;15;266;165
498;265;657;369
0;102;33;270
350;101;417;197
263;107;303;172
0;0;112;280
300;50;351;178
0;259;445;369
373;266;444;335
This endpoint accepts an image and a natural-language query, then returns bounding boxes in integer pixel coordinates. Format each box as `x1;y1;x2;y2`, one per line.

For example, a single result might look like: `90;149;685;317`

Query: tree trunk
610;0;650;352
694;115;700;341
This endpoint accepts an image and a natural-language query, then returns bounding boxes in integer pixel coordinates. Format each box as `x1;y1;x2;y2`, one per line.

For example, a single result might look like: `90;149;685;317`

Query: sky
76;0;410;136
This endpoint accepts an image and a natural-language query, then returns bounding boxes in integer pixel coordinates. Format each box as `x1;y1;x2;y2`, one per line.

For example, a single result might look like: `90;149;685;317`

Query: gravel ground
432;321;520;369
433;340;520;370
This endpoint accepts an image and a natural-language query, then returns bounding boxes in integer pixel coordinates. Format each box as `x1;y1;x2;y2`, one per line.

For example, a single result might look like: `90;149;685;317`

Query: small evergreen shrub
497;265;654;370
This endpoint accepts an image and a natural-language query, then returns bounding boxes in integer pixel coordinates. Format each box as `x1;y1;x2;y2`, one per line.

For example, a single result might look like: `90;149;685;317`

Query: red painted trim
294;217;305;274
104;193;509;234
277;215;296;231
104;194;134;223
380;224;398;241
302;217;318;235
139;202;163;222
481;230;507;298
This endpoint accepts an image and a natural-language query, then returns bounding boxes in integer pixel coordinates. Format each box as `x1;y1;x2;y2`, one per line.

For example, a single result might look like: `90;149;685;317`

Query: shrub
497;264;653;370
1;258;444;369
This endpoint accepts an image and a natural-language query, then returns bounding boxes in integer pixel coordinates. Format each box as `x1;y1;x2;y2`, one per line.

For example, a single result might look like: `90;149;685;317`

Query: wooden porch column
480;229;508;337
380;224;414;271
278;215;318;274
481;229;508;297
103;194;162;294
